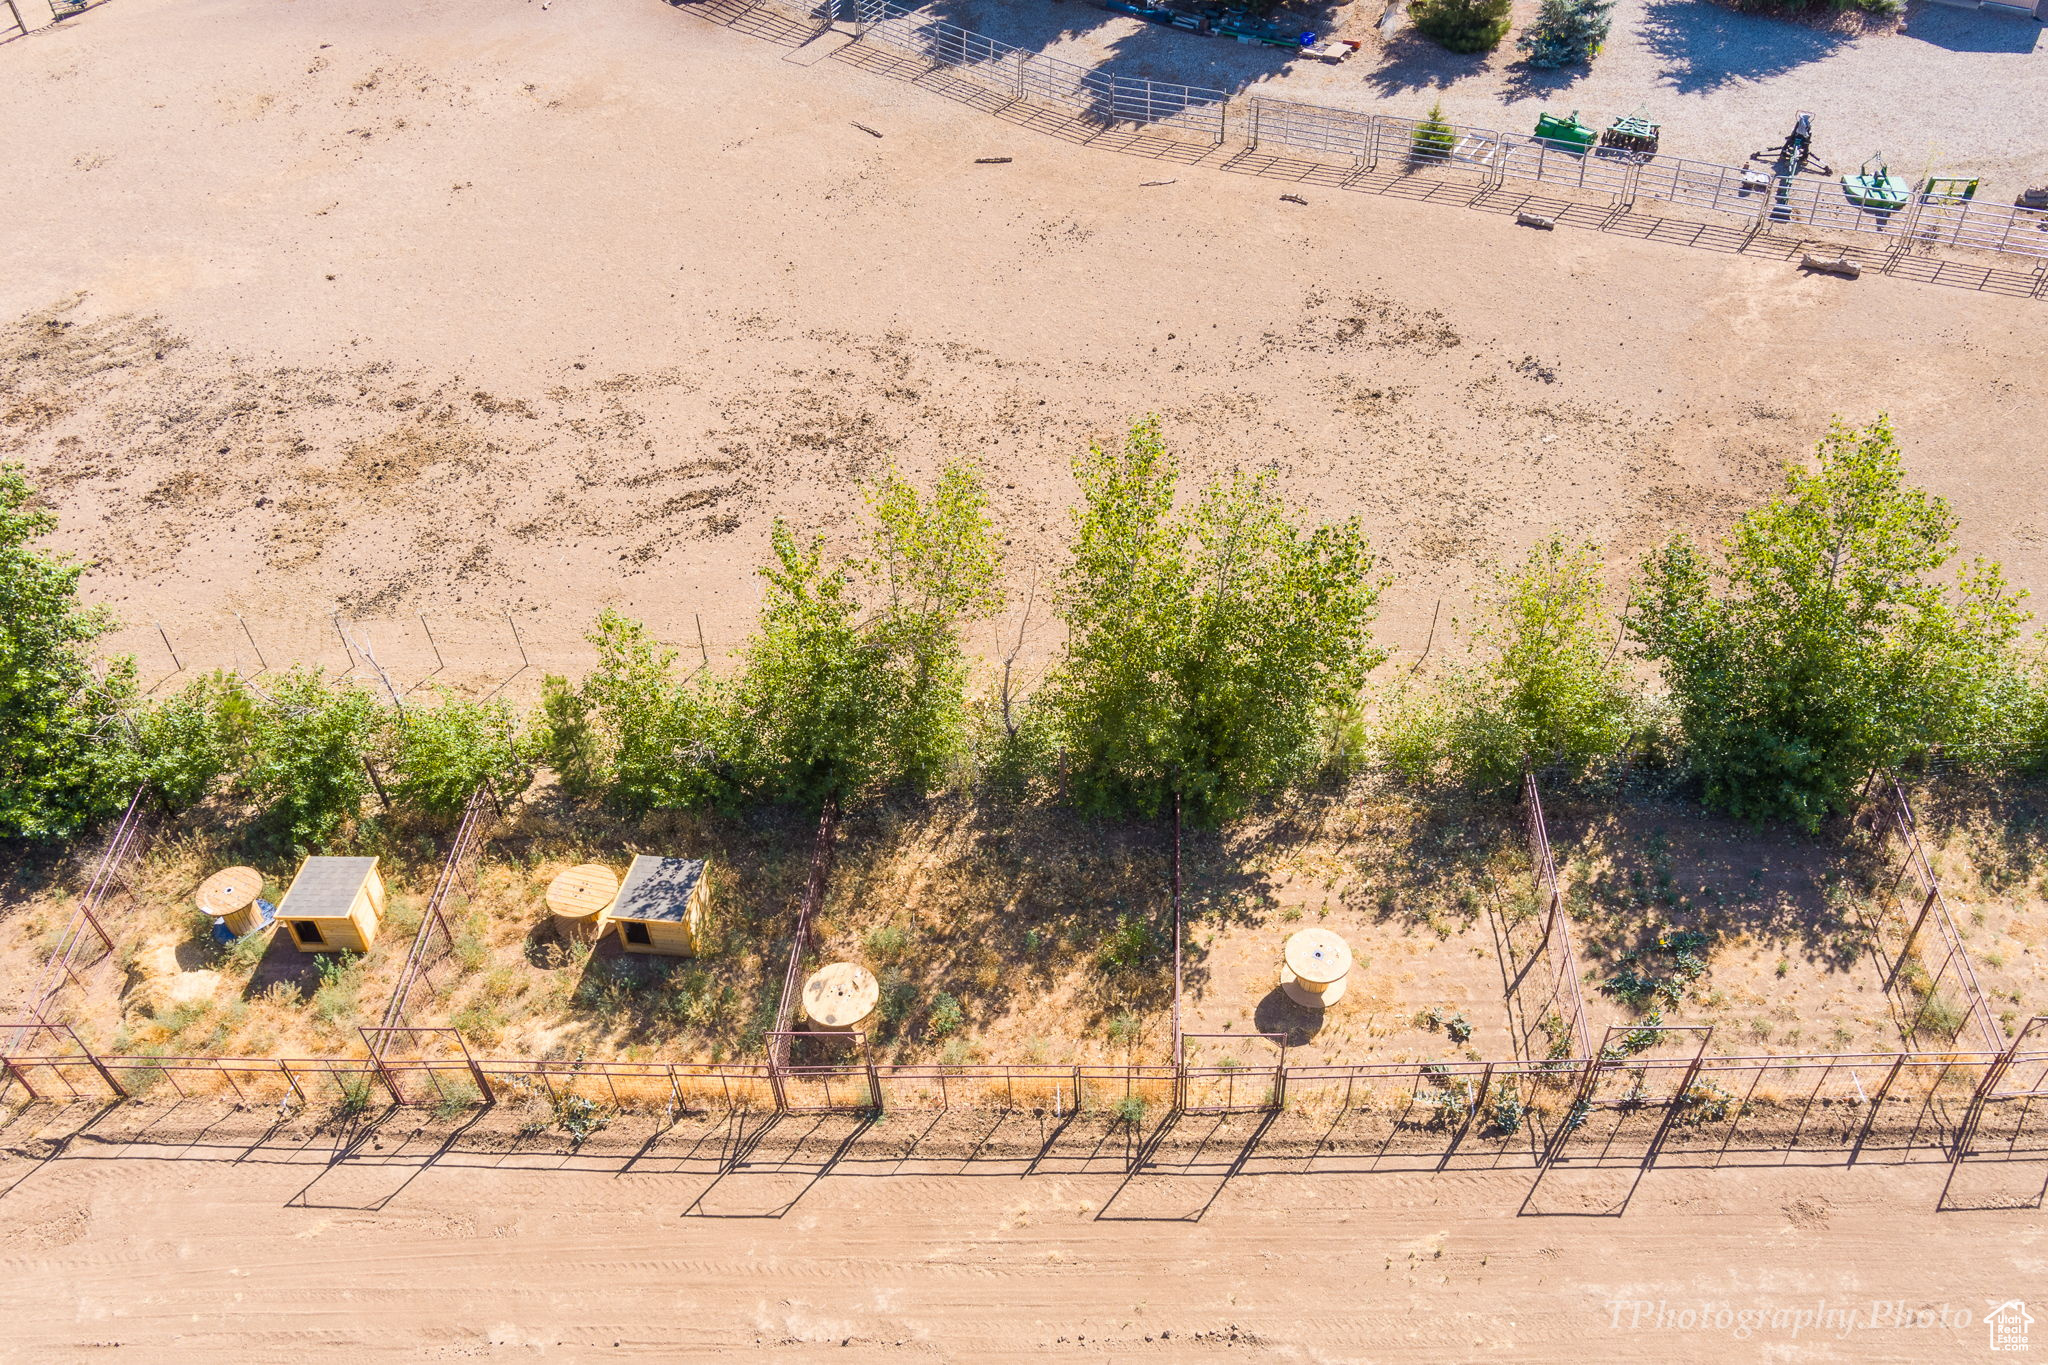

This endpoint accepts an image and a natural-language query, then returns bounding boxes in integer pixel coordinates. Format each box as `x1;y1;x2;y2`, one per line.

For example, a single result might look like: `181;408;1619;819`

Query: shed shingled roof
609;855;707;924
279;856;378;919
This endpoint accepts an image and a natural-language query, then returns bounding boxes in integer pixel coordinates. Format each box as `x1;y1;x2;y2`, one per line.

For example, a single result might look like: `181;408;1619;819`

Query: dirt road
1;1100;2042;1361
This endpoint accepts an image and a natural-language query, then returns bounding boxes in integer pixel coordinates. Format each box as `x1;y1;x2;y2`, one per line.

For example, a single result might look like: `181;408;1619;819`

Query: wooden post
363;756;392;809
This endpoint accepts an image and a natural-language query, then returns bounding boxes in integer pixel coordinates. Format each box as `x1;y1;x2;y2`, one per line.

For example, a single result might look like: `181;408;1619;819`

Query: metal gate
1177;1033;1285;1113
0;1021;128;1103
768;1030;879;1113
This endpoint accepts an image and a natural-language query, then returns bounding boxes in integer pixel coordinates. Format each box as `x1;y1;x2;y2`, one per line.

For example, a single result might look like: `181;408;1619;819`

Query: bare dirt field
4;0;2048;693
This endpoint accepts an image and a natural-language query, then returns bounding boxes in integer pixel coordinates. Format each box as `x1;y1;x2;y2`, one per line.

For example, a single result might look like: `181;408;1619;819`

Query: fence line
5;785;153;1041
375;783;500;1037
798;0;2048;280
1498;772;1593;1064
1859;774;2006;1052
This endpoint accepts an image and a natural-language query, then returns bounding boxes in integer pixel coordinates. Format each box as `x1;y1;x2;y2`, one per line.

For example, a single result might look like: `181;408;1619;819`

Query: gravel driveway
925;0;2047;194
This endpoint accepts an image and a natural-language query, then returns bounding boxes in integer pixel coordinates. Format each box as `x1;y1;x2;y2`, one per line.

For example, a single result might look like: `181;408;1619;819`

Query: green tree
130;670;255;811
863;461;1005;790
389;688;536;816
1632;417;2029;828
1447;534;1635;789
1411;100;1457;159
1519;0;1614;68
242;666;387;847
1410;0;1512;54
568;609;727;811
1042;418;1384;822
0;464;135;838
729;463;1003;808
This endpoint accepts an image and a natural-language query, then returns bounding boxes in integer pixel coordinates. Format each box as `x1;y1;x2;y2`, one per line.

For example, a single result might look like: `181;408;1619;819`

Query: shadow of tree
913;0;1356;106
1635;0;1854;95
1901;2;2042;57
1544;786;1885;983
1359;29;1494;97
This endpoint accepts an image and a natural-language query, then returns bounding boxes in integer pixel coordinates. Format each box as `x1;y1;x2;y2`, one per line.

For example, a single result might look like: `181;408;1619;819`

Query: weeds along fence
4;785;154;1039
792;0;2048;276
374;783;500;1038
1856;774;2005;1054
1496;772;1594;1064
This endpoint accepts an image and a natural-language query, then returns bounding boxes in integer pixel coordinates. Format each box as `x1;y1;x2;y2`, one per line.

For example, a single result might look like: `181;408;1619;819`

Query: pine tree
1519;0;1614;68
1409;0;1512;54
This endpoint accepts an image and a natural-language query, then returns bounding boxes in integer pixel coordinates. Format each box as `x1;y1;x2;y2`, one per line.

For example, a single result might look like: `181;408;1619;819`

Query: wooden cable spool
1280;927;1352;1009
801;962;880;1033
546;864;620;942
196;866;274;937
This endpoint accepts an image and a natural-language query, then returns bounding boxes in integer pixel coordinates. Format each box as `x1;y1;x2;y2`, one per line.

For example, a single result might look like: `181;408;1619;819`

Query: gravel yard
928;0;2047;193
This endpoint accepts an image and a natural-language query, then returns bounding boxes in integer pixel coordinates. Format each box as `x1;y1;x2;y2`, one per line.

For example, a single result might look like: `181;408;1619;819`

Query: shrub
1633;417;2030;829
429;1081;483;1120
1519;0;1614;67
0;464;136;838
545;609;726;812
551;1091;611;1143
389;688;535;815
130;670;255;811
1376;681;1454;782
927;992;964;1038
241;666;386;848
1410;100;1458;159
725;463;1003;809
1039;418;1383;822
1113;1093;1148;1127
1410;0;1511;54
864;925;909;961
1444;534;1636;789
1096;913;1157;975
1107;1011;1142;1047
1484;1083;1524;1135
336;1075;375;1116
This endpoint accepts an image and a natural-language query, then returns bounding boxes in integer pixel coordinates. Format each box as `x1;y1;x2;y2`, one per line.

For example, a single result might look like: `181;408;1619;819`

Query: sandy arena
5;0;2048;1357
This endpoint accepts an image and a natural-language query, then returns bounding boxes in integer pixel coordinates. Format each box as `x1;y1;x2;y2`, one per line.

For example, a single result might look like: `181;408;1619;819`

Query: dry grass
15;776;2048;1074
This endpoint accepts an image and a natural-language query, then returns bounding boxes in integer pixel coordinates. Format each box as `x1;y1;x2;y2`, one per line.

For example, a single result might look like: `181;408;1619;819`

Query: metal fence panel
1247;96;1374;162
1633;156;1764;219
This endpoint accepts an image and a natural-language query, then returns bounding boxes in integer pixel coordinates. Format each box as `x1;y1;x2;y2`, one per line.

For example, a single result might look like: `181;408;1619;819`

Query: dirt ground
9;0;2048;1355
4;0;2048;697
0;1096;2044;1362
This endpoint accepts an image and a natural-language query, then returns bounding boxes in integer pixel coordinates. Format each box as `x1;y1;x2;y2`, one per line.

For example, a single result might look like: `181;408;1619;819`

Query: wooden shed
277;856;386;953
608;855;710;957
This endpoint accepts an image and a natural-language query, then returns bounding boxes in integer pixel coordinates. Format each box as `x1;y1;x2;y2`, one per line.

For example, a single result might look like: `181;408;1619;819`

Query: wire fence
1857;774;2006;1053
804;2;2048;275
835;0;1231;142
1496;772;1593;1064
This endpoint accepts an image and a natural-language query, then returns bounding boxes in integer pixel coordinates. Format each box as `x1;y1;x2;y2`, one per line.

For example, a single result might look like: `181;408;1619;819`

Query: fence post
1850;1054;1908;1163
68;1028;128;1100
1;1055;43;1103
1363;113;1381;173
1247;97;1260;150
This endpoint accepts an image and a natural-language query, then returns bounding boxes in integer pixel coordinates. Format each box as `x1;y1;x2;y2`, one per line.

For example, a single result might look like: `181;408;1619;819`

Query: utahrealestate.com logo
1987;1301;2032;1353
